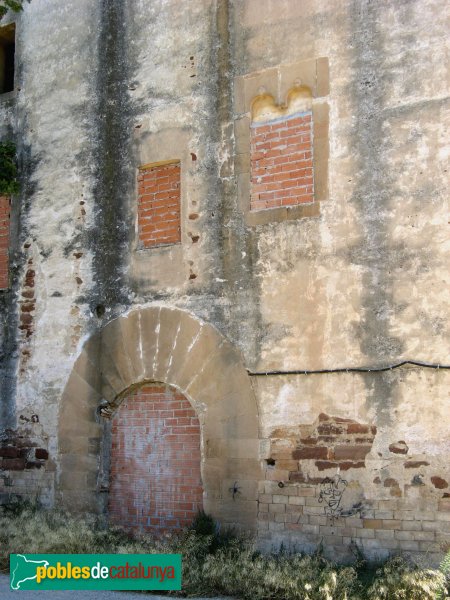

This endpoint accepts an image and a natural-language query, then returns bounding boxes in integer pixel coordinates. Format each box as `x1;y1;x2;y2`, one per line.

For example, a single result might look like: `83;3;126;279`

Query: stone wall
258;411;450;561
0;196;10;289
0;0;449;564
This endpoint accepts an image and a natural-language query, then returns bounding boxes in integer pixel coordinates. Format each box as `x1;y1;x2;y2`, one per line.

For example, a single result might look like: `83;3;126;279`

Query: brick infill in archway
109;383;203;532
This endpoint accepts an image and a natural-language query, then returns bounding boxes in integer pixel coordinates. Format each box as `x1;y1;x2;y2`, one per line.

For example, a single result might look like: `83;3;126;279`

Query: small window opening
0;24;15;94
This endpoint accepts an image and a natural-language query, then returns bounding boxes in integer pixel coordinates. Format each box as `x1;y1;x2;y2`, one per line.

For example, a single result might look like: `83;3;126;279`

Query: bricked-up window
250;112;313;210
0;195;10;289
137;161;181;248
249;83;315;212
0;23;15;94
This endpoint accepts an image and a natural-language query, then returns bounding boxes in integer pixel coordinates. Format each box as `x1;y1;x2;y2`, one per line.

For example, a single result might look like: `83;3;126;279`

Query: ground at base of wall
0;576;236;600
0;505;448;600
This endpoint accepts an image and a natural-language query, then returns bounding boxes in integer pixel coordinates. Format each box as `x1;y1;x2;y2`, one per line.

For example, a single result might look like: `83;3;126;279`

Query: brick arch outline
57;305;262;531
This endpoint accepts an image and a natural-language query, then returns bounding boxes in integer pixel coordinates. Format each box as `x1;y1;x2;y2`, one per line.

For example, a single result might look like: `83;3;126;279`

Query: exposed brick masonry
0;195;11;289
109;384;203;533
137;162;181;248
0;443;48;471
250;113;313;211
267;413;377;485
19;258;36;342
0;430;53;506
259;415;450;560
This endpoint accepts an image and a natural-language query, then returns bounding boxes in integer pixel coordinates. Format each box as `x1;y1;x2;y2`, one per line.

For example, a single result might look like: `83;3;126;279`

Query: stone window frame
234;57;329;226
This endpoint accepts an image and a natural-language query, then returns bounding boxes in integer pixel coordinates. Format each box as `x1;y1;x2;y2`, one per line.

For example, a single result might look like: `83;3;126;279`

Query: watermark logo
10;554;181;591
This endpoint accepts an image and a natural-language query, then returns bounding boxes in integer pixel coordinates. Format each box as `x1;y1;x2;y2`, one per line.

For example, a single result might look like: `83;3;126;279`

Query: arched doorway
109;382;203;532
57;305;262;532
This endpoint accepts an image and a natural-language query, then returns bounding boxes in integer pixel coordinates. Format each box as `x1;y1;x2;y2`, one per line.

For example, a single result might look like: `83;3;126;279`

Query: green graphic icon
10;554;50;590
10;554;181;591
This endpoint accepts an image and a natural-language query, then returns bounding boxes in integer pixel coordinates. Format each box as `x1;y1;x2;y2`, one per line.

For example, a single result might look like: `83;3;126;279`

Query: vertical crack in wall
215;0;234;316
177;0;235;330
82;0;137;502
347;0;404;423
218;0;264;368
183;0;229;328
87;0;135;318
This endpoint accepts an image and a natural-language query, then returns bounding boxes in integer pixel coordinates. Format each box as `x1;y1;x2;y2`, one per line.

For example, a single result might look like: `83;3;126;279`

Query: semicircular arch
57;305;261;531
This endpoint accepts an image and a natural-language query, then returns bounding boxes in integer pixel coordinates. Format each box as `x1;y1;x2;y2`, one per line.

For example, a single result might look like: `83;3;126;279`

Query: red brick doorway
109;383;203;533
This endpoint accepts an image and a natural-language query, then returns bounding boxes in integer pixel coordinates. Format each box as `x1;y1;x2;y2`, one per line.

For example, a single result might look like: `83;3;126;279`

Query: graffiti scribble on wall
318;473;348;520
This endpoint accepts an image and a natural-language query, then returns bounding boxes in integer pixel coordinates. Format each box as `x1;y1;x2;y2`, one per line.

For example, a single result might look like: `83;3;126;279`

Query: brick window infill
137;161;181;249
250;111;314;211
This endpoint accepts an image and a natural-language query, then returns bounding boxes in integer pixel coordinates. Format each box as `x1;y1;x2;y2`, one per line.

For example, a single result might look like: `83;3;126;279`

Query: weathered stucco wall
0;0;449;563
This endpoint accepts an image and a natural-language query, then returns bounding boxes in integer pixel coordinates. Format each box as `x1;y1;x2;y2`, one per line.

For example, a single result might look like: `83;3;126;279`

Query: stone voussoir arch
57;304;262;531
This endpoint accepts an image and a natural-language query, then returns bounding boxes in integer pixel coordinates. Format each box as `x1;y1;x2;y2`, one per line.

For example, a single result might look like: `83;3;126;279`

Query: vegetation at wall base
438;551;450;600
0;502;449;599
0;141;19;195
